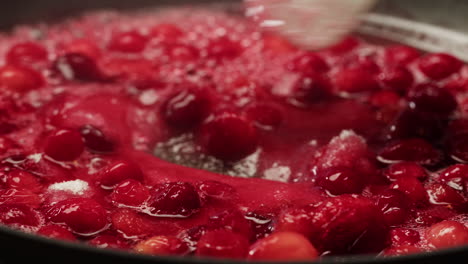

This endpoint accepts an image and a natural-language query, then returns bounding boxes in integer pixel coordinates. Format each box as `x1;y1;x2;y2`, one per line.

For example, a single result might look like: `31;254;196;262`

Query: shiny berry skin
6;42;48;65
44;129;84;161
63;39;101;59
245;103;283;131
0;65;43;92
0;188;42;208
88;235;129;249
196;229;249;259
150;24;184;43
383;162;428;182
108;31;148;53
288;73;331;106
206;37;242;61
286;52;329;74
37;225;76;241
99;161;144;189
148;182;201;217
275;205;314;237
2;169;42;193
162;88;210;130
248;232;318;261
389;228;421;246
0;204;43;231
376;189;409;226
315;166;364;195
390;178;428;205
377;138;441;166
79;125;115;153
369;90;401;108
46;198;108;235
135;235;188;255
426;183;466;207
198;112;258;161
438;164;468;192
333;67;379;94
426;220;468;249
53;53;103;81
418;53;462;80
197;180;237;202
109;179;150;207
384;45;420;66
378;66;413;92
166;44;199;62
208;209;252;238
407;83;457;116
384;108;445;141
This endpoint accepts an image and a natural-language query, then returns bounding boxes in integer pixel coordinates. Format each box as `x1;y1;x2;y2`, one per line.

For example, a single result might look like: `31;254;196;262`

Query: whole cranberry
383;108;444;141
166;43;199;62
418;53;462;80
109;179;150;207
407;83;457;117
288;72;331;106
6;42;48;66
426;183;466;208
108;31;148;53
438;164;468;192
384;45;420;66
79;125;115;153
378;66;414;93
426;220;468;249
390;178;428;205
383;162;428;182
245;103;283;130
0;65;43;92
376;189;409;226
150;24;184;43
99;160;144;189
135;235;188;255
285;52;329;74
37;225;76;241
63;39;101;59
44;129;84;161
315;166;364;195
148;182;201;217
0;204;43;231
377;138;441;166
208;209;252;238
333;67;379;94
53;53;103;81
196;229;249;259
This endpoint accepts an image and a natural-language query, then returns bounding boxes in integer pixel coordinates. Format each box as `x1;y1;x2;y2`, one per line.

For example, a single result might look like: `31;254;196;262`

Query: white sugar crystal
48;180;90;195
339;129;357;140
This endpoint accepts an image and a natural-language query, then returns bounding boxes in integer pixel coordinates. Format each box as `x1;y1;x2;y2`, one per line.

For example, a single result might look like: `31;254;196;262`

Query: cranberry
333;67;379;94
326;36;360;54
262;34;297;54
389;228;421;246
383;162;428;182
111;209;163;238
109;179;150;207
0;138;19;154
6;42;48;65
418;53;462;80
0;204;42;230
53;53;103;81
245;211;273;240
245;103;282;130
390;178;428;205
275;205;315;237
407;83;457;116
426;183;466;208
208;209;252;238
46;198;108;235
88;235;129;249
378;66;413;92
150;24;184;43
0;189;42;208
2;169;42;193
426;220;468;249
63;39;101;59
438;164;468;192
285;52;329;74
37;225;76;241
376;189;409;226
384;108;444;141
315;166;364;195
135;235;188;255
206;37;242;61
148;182;201;217
99;160;144;189
288;72;331;105
197;180;237;201
412;207;457;227
384;45;420;66
198;112;258;161
167;43;199;62
377;138;441;166
196;229;249;259
383;245;422;256
178;225;208;249
44;129;84;161
80;125;115;153
108;31;148;53
369;90;401;108
248;232;318;261
162;88;210;130
0;65;43;92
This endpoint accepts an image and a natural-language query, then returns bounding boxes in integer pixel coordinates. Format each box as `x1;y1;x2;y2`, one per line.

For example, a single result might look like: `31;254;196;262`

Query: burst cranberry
63;39;101;59
369;90;401;108
315;166;364;195
53;53;103;81
0;204;42;231
206;37;242;61
245;211;273;240
407;83;457;116
148;182;201;217
109;179;150;207
208;209;252;238
426;220;468;249
0;65;43;92
150;24;184;43
426;183;466;208
0;188;42;208
2;169;42;193
108;31;148;53
44;129;84;161
135;235;188;255
99;160;144;189
379;66;413;92
162;88;210;130
418;53;462;80
413;207;457;227
88;235;129;249
389;228;421;246
333;67;379;94
390;178;428;205
383;245;422;256
196;229;249;259
384;45;420;66
6;42;48;65
376;189;409;226
438;164;468;192
275;205;315;237
46;198;108;235
288;72;331;105
111;209;164;238
37;225;76;241
286;52;329;74
383;162;428;182
197;180;237;201
79;125;115;153
248;232;318;261
198;112;258;161
377;138;441;166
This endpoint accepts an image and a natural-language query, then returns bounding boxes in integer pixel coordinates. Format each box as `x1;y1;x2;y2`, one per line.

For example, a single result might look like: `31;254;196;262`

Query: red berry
162;88;210;130
248;232;319;261
288;73;331;106
418;53;462;80
377;138;441;166
108;31;148;53
6;42;48;65
0;204;43;231
79;125;115;153
53;53;103;81
407;83;457;116
438;164;468;192
275;205;315;237
2;169;42;193
286;52;329;74
148;182;201;218
198;112;258;161
46;198;108;235
384;45;420;66
63;39;101;59
109;179;150;207
111;209;168;238
315;166;364;195
88;235;129;249
379;66;413;92
135;235;188;255
206;37;242;61
0;65;43;92
166;43;199;62
44;129;84;161
369;90;401;108
208;209;252;238
426;183;466;207
333;67;379;94
389;228;421;247
37;225;76;241
376;189;409;226
0;188;42;208
426;220;468;249
99;160;144;189
197;180;237;202
383;162;428;182
384;108;444;141
390;178;428;205
150;24;184;43
196;229;249;259
245;103;283;130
